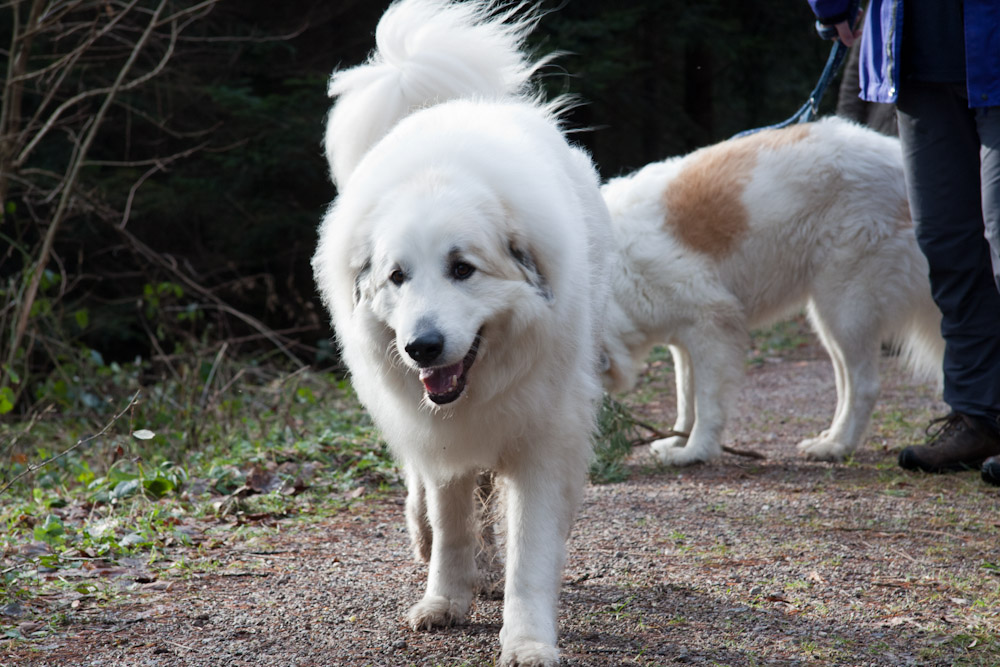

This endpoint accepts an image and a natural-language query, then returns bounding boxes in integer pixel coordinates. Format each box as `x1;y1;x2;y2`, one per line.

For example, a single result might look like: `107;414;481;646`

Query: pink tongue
419;361;463;395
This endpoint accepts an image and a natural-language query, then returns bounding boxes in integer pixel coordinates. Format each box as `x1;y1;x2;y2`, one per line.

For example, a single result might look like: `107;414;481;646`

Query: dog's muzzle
409;330;482;405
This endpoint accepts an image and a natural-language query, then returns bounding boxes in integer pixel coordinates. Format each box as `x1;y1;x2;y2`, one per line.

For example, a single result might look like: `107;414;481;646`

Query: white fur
602;117;943;466
312;2;611;664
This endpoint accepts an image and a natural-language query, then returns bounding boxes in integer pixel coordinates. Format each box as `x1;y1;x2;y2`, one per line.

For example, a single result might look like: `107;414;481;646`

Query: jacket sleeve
806;0;852;24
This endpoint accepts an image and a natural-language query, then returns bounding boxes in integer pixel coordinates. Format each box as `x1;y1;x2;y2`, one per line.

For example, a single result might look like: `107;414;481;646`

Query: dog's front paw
407;595;470;630
797;436;850;461
499;637;559;666
650;438;715;467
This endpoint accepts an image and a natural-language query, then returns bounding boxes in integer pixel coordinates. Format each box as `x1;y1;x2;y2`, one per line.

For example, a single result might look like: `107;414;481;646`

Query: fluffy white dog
311;1;610;664
601;118;943;466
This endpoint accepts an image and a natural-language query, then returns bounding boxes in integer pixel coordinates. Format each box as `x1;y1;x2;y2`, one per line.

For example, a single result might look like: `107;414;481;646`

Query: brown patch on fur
663;124;813;258
755;122;812;150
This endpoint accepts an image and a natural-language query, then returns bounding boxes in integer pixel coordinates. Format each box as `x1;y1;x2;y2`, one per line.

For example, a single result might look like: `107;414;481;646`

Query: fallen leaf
807;571;826;585
246;466;283;494
1;602;25;618
17;621;43;635
141;581;172;591
20;542;51;557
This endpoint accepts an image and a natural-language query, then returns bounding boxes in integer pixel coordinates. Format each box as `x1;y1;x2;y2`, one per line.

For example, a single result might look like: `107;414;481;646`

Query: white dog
601;117;943;466
311;1;610;664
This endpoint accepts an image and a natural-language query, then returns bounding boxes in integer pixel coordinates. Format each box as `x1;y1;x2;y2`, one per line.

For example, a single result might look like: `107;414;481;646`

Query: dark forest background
0;0;842;415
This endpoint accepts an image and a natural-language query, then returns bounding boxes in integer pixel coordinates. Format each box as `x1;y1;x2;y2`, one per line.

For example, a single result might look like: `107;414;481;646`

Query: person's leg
896;82;1000;472
973;106;1000;481
976;105;1000;294
897;82;1000;423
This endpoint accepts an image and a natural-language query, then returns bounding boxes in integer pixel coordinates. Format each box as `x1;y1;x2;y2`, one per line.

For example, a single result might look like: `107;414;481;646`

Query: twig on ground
626;413;767;460
720;444;767;460
0;390;141;496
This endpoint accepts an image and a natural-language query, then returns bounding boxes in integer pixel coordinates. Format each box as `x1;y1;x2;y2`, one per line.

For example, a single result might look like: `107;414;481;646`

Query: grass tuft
592;395;646;484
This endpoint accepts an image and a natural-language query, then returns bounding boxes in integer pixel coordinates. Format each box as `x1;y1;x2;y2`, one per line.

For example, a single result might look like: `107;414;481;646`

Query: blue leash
732;1;860;139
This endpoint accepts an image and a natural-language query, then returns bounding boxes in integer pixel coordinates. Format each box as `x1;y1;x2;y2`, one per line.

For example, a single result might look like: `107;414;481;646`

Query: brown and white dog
601;117;943;466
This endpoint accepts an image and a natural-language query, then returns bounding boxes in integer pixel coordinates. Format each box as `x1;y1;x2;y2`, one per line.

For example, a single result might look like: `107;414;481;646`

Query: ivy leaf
112;479;140;500
33;515;65;544
0;386;14;415
143;476;175;498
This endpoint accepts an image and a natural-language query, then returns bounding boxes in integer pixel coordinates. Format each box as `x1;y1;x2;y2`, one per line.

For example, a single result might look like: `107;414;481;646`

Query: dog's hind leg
404;466;433;563
798;296;881;460
407;470;479;630
805;301;850;440
474;472;503;600
651;315;747;466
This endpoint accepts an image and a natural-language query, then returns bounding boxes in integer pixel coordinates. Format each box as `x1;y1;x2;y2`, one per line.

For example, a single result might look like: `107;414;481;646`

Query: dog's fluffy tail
889;244;945;388
324;0;544;188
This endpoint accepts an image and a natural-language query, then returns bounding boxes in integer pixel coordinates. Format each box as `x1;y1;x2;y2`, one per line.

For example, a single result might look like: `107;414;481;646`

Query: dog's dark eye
451;261;475;281
389;269;406;286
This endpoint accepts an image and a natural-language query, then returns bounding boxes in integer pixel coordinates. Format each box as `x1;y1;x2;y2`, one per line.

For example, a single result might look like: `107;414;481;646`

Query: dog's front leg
407;470;478;630
652;319;747;466
499;450;584;666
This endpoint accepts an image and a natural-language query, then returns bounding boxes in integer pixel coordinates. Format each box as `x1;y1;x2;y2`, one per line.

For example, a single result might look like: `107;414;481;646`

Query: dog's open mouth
418;332;482;405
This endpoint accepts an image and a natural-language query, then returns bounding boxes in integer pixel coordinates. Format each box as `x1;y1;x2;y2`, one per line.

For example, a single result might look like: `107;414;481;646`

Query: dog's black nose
405;331;445;365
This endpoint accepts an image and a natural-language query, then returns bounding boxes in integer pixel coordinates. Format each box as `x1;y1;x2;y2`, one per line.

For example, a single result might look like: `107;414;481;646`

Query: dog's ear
353;256;373;307
508;241;553;301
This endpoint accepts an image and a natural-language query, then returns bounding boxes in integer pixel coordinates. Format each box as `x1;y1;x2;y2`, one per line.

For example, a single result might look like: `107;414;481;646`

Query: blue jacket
807;0;1000;107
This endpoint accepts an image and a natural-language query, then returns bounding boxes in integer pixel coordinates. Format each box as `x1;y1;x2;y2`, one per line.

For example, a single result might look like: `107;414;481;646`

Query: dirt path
3;344;999;666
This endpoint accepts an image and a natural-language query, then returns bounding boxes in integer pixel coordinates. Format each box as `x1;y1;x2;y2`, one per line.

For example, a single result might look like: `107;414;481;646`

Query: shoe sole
982;464;1000;486
898;447;981;474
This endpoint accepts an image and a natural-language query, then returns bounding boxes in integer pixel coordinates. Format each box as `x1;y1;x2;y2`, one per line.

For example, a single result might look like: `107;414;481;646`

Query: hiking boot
898;413;1000;473
982;456;1000;487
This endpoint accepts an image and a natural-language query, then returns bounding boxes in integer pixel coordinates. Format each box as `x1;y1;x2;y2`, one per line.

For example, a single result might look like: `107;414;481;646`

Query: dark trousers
896;82;1000;423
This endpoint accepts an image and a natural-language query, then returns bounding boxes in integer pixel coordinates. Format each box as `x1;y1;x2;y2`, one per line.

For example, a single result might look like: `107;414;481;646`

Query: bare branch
0;0;46;207
159;0;218;26
176;22;310;45
97;100;223;141
15;1;89;41
8;0;170;374
15;0;146;167
7;3;104;86
83;139;210;168
0;390;142;497
117;163;160;229
114;226;306;367
78;135;209;228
